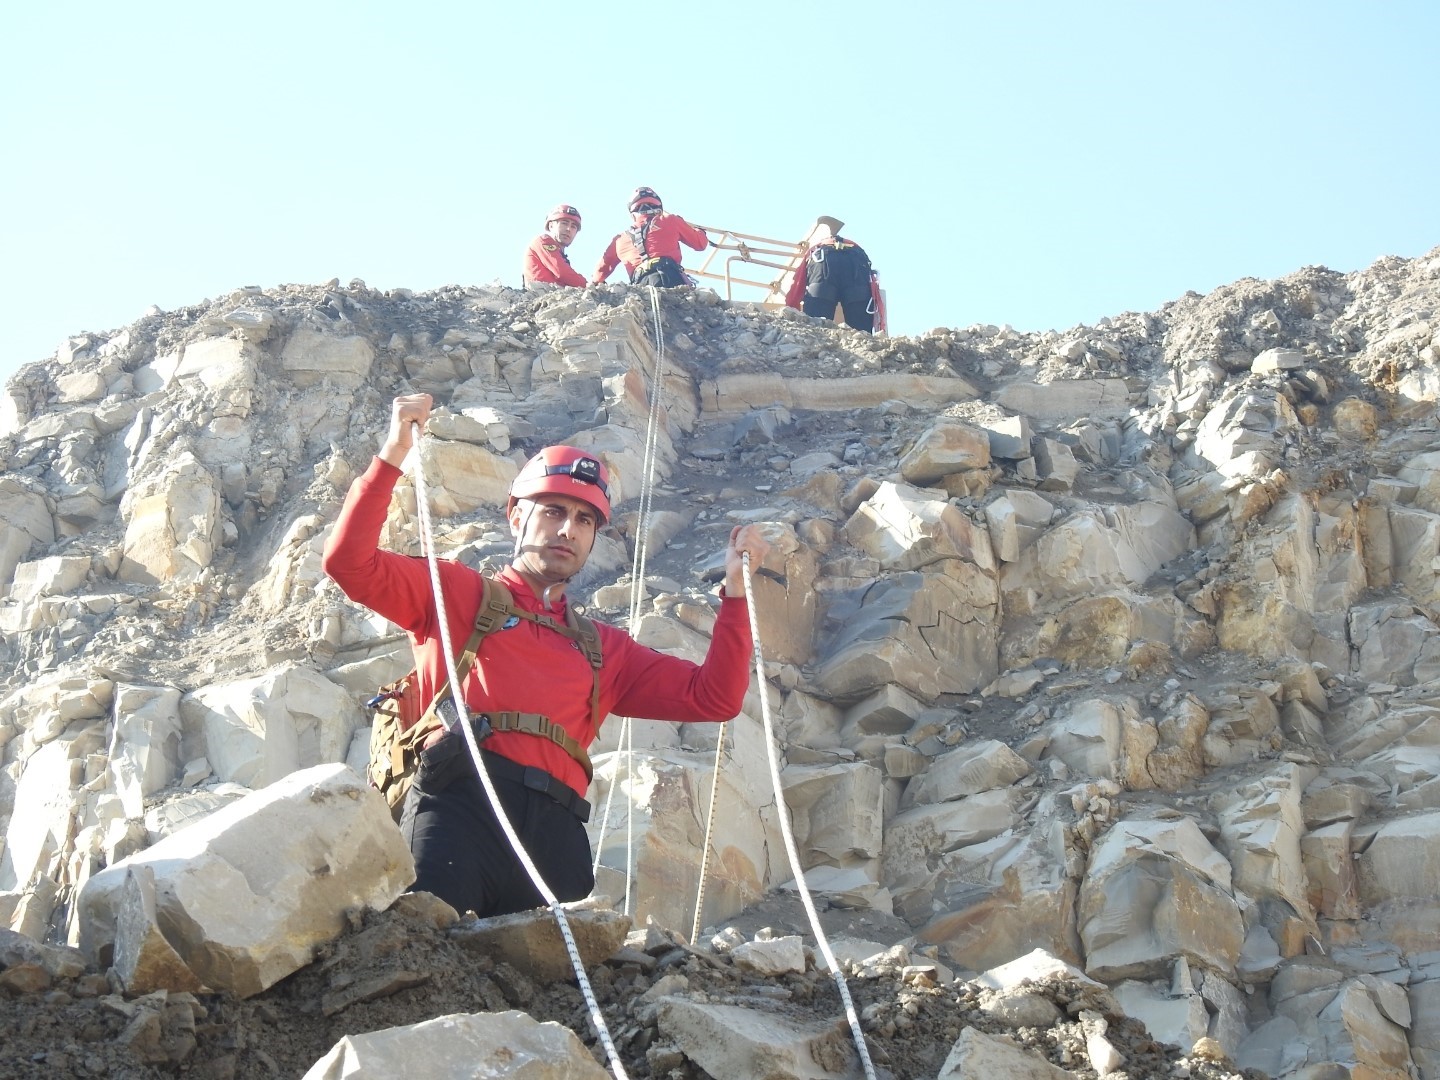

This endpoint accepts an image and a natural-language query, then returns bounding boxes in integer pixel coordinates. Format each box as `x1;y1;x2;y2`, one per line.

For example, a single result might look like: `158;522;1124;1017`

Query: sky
2;2;1437;386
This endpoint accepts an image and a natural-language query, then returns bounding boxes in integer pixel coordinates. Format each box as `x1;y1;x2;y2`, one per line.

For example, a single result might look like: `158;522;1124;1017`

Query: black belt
480;748;591;823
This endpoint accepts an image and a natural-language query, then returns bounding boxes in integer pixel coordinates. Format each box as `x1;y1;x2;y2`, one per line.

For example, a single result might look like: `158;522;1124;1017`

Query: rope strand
741;552;878;1080
690;729;727;945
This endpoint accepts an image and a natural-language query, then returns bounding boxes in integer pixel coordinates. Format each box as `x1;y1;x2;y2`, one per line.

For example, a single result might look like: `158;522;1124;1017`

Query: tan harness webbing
411;575;603;781
484;710;594;782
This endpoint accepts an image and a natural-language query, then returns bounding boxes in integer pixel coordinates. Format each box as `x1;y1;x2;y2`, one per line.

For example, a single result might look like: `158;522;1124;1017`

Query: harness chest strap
485;711;595;782
432;572;604;737
390;709;594;784
391;575;603;782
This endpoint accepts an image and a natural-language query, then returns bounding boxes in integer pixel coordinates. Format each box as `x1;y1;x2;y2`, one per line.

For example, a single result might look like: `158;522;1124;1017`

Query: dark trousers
802;293;875;333
401;739;594;918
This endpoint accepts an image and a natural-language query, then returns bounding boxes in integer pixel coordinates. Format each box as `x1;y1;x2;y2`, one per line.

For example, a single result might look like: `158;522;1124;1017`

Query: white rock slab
179;665;364;788
902;739;1032;808
280;327;375;388
1078;816;1243;981
655;997;860;1079
937;1026;1080;1079
77;763;413;997
303;1011;609;1079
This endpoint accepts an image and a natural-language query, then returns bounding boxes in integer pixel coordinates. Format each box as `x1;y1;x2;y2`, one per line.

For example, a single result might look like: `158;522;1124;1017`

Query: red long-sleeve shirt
593;212;708;283
522;234;587;287
322;458;753;797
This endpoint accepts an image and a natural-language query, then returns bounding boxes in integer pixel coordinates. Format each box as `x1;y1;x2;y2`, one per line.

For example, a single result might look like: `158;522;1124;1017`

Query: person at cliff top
522;204;586;288
783;224;884;333
322;393;769;917
592;187;708;288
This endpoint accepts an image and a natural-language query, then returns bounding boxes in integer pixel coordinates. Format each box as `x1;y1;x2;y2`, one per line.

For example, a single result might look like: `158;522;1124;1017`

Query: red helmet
628;186;662;214
508;446;611;523
546;204;582;228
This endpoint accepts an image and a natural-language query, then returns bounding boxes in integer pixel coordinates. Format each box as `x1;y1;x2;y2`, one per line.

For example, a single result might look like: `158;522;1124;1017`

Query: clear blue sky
3;2;1436;385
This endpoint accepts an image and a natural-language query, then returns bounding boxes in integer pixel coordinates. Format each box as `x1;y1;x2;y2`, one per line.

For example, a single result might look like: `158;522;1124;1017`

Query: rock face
3;249;1440;1076
76;763;413;997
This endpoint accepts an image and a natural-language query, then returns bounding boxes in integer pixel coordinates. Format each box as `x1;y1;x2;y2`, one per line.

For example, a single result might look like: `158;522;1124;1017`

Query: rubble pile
2;246;1440;1077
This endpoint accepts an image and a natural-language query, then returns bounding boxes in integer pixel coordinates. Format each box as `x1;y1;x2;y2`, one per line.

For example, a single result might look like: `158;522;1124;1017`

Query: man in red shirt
522;204;587;288
322;394;769;917
592;187;709;288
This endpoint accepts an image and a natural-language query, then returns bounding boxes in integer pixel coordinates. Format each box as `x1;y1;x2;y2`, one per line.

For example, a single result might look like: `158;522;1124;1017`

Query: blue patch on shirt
502;615;521;630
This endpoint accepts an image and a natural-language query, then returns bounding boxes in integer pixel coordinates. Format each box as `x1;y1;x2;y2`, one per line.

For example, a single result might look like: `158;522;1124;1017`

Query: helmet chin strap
510;501;572;610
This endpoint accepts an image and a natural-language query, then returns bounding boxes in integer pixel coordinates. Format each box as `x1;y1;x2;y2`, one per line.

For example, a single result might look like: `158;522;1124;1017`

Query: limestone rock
303;1010;610;1079
844;480;996;573
655;997;859;1080
992;378;1131;423
815;570;999;701
415;438;518;517
588;751;781;933
0;478;56;588
279;327;375;388
451;904;630;984
937;1026;1079;1079
898;417;991;485
906;825;1077;969
77;764;413;996
179;666;364;788
732;935;807;976
901;738;1031;809
117;451;222;585
1078;816;1243;981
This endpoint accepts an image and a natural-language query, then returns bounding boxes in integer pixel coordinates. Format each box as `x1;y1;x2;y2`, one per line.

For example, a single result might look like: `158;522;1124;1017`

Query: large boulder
304;1011;609;1079
1078;816;1244;981
76;763;413;996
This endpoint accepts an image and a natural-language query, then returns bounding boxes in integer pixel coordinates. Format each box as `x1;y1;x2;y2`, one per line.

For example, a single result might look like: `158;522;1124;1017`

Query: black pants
401;738;594;918
802;293;874;333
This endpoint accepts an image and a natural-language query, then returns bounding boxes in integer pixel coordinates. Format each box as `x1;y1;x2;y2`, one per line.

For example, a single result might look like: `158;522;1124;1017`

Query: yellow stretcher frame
688;216;845;307
687;216;884;334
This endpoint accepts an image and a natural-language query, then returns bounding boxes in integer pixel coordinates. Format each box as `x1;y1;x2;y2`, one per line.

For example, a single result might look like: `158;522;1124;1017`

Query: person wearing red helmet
592;187;709;288
522;204;587;288
322;393;771;918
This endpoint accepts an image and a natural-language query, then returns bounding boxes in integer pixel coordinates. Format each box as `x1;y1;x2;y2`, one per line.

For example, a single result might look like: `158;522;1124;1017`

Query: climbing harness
408;424;631;1080
739;552;880;1080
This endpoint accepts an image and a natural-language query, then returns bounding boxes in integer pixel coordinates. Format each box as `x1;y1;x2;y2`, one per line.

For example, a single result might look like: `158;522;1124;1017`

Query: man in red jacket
322;394;770;918
522;204;586;288
592;187;709;288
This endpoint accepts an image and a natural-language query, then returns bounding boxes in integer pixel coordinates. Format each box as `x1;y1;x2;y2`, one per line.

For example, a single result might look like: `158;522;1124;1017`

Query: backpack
366;574;604;822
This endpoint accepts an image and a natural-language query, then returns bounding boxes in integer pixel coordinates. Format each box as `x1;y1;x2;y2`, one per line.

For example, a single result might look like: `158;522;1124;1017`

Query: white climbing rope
740;553;879;1080
409;423;631;1080
592;285;670;915
689;729;727;945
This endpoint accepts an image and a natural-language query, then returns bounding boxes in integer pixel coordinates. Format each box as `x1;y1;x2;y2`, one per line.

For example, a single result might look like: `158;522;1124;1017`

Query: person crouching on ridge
321;393;770;919
592;187;708;288
784;223;883;334
522;204;586;288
